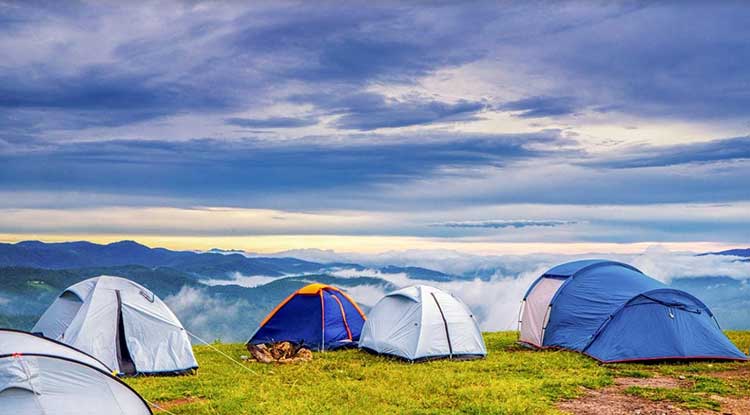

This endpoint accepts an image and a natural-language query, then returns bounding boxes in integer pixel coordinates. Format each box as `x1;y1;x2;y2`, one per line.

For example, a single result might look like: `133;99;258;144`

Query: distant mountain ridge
698;248;750;262
0;240;332;277
3;240;192;268
0;240;458;281
701;248;750;257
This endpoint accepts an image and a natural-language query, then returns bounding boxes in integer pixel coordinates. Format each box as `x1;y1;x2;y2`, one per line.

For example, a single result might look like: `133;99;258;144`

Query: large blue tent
247;283;366;351
518;259;746;362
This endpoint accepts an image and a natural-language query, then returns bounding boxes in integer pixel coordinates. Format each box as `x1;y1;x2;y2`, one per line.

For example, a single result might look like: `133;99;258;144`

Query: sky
0;1;749;254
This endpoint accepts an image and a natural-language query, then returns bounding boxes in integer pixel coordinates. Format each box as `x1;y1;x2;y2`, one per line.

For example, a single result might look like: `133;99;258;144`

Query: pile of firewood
246;341;313;364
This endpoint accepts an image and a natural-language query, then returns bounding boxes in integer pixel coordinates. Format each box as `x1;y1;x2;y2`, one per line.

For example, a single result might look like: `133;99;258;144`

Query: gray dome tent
33;276;197;375
0;329;152;414
359;285;486;361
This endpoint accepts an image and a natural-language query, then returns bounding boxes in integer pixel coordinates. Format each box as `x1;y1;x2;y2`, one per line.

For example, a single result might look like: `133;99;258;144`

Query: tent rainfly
0;329;152;414
359;285;487;362
248;283;366;351
519;259;747;362
32;275;198;375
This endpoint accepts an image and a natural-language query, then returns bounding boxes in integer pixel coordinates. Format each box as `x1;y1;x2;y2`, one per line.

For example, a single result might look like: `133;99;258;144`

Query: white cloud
163;286;246;342
201;272;282;288
340;284;388;308
320;250;562;277
328;265;550;330
437;268;547;331
625;247;750;282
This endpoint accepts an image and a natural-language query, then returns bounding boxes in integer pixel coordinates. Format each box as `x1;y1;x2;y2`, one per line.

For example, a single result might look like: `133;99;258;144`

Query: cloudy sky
0;1;748;253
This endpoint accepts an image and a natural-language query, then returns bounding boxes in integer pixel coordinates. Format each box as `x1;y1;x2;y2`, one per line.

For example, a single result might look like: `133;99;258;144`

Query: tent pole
320;291;325;352
540;305;552;345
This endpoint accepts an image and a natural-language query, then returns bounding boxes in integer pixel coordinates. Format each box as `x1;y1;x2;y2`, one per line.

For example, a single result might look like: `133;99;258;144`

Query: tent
519;259;747;362
32;275;198;375
0;329;152;414
248;283;366;351
359;285;486;361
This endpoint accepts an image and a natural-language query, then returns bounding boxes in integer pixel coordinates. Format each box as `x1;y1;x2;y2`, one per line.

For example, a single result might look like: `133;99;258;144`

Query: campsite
3;258;750;414
2;1;750;413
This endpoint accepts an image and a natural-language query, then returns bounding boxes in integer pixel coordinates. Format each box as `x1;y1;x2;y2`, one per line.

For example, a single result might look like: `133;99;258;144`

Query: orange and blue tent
247;283;366;351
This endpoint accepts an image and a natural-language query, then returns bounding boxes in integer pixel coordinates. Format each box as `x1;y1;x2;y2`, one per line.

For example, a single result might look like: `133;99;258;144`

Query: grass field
126;332;750;415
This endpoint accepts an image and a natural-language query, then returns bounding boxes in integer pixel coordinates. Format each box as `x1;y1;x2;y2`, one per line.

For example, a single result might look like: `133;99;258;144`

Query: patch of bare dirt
557;376;710;415
614;376;689;389
707;364;750;381
152;397;206;412
713;395;750;415
705;366;750;415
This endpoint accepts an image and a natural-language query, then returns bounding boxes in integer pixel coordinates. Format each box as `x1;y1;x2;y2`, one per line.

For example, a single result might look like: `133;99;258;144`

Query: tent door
330;294;353;341
430;292;453;358
519;277;565;347
115;290;136;375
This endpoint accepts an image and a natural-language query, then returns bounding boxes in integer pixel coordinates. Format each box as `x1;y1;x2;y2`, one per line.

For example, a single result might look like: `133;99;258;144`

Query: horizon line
0;234;743;256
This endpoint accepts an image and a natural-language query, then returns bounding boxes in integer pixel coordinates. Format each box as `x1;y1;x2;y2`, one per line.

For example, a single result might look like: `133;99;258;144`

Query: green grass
126;332;750;415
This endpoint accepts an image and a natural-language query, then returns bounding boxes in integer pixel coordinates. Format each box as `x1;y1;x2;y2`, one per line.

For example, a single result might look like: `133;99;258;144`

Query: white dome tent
32;276;198;376
0;329;152;414
359;285;487;362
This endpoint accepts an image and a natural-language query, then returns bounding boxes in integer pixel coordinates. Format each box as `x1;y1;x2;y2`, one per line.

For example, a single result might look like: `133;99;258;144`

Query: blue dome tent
248;283;366;351
518;260;746;362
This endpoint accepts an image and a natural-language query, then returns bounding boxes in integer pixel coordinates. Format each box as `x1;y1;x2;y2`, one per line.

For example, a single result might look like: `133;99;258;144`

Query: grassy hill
127;332;750;414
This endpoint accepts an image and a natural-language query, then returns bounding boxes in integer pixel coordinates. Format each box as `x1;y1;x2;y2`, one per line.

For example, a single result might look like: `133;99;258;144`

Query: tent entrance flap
430;292;453;357
519;277;565;347
330;294;353;341
115;290;136;375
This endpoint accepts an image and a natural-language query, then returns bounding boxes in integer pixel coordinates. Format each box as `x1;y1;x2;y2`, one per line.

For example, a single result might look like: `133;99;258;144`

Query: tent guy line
185;329;257;376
